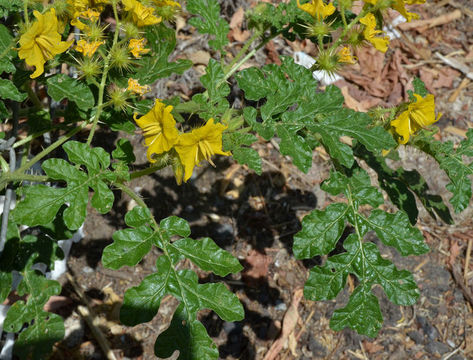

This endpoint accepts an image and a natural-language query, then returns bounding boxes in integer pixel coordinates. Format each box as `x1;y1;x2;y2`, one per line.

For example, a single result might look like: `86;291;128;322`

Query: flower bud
109;45;133;71
305;21;331;38
77;57;102;80
122;21;141;39
108;85;130;111
310;49;339;76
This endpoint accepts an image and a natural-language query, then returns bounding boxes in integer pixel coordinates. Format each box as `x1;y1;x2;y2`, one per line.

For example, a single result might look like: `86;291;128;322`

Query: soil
48;0;473;359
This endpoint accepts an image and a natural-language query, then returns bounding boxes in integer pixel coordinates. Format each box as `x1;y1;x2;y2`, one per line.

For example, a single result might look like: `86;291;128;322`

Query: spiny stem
224;31;261;74
129;162;169;180
86;0;121;146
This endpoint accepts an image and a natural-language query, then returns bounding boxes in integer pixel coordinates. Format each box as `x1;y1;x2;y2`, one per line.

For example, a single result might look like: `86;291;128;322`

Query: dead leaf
187;50;211;65
449;239;462;267
243;249;271;282
228;7;250;42
363;340;384;354
263;289;303;360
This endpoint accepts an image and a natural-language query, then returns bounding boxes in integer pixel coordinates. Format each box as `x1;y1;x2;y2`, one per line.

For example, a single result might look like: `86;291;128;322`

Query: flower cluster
295;0;426;74
135;100;230;183
16;0;180;78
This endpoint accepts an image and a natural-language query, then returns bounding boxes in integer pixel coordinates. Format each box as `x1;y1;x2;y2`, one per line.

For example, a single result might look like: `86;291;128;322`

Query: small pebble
82;266;94;274
275;301;287;311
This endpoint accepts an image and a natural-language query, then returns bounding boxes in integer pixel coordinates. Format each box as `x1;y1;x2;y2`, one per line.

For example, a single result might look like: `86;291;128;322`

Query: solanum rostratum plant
0;0;471;358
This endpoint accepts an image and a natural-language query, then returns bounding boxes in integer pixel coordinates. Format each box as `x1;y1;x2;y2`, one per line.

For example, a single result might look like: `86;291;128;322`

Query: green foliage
115;212;244;359
192;59;230;119
13;141;114;230
297;168;427;337
223;132;262;174
46;74;95;110
134;24;192;85
4;267;64;360
415;129;473;212
0;0;22;17
187;0;229;51
247;0;301;37
0;79;27;102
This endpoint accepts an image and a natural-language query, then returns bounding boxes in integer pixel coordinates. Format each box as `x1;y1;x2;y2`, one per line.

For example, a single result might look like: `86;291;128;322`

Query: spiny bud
156;4;180;22
109;45;133;72
50;0;69;18
346;29;365;48
310;49;340;76
305;21;331;38
85;22;107;42
122;21;141;39
77;57;102;80
107;85;130;111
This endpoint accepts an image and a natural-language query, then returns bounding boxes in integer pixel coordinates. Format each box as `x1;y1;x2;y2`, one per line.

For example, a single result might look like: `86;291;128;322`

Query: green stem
23;0;29;26
1;173;50;183
328;9;367;53
340;3;348;29
86;1;121;146
0;155;9;173
224;31;261;74
25;82;43;110
115;182;159;227
12;124;76;149
13;122;87;176
218;36;272;89
129;162;168;180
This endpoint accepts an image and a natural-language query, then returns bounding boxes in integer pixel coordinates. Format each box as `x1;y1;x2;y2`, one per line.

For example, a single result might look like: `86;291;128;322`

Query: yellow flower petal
391;93;440;144
297;0;335;21
122;0;161;27
128;38;150;58
18;9;73;78
134;100;179;162
75;39;104;57
360;13;390;53
174;119;230;182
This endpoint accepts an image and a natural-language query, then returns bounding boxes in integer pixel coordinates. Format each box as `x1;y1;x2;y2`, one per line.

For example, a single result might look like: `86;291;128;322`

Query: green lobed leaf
13;142;113;229
311;108;396;154
154;304;219;360
247;0;301;34
187;0;229;51
102;207;158;269
362;242;420;306
277;125;313;173
293;203;348;259
4;267;64;359
0;79;27;102
171;237;243;276
46;74;95;110
330;283;383;337
112;138;136;163
200;59;230;101
304;249;357;301
366;209;429;256
160;215;191;238
232;147;262;174
120;256;172;325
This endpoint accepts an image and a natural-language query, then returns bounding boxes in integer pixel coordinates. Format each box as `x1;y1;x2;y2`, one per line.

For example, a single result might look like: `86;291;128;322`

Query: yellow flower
297;0;335;21
360;13;389;53
127;78;150;95
174;119;231;183
153;0;181;7
363;0;425;22
391;0;423;22
390;94;441;144
128;38;150;58
18;9;73;78
78;8;101;21
134;100;179;162
75;39;104;57
122;0;161;27
338;47;357;64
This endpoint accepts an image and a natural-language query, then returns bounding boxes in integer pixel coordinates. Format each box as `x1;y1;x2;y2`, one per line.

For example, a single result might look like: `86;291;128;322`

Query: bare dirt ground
49;1;473;359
